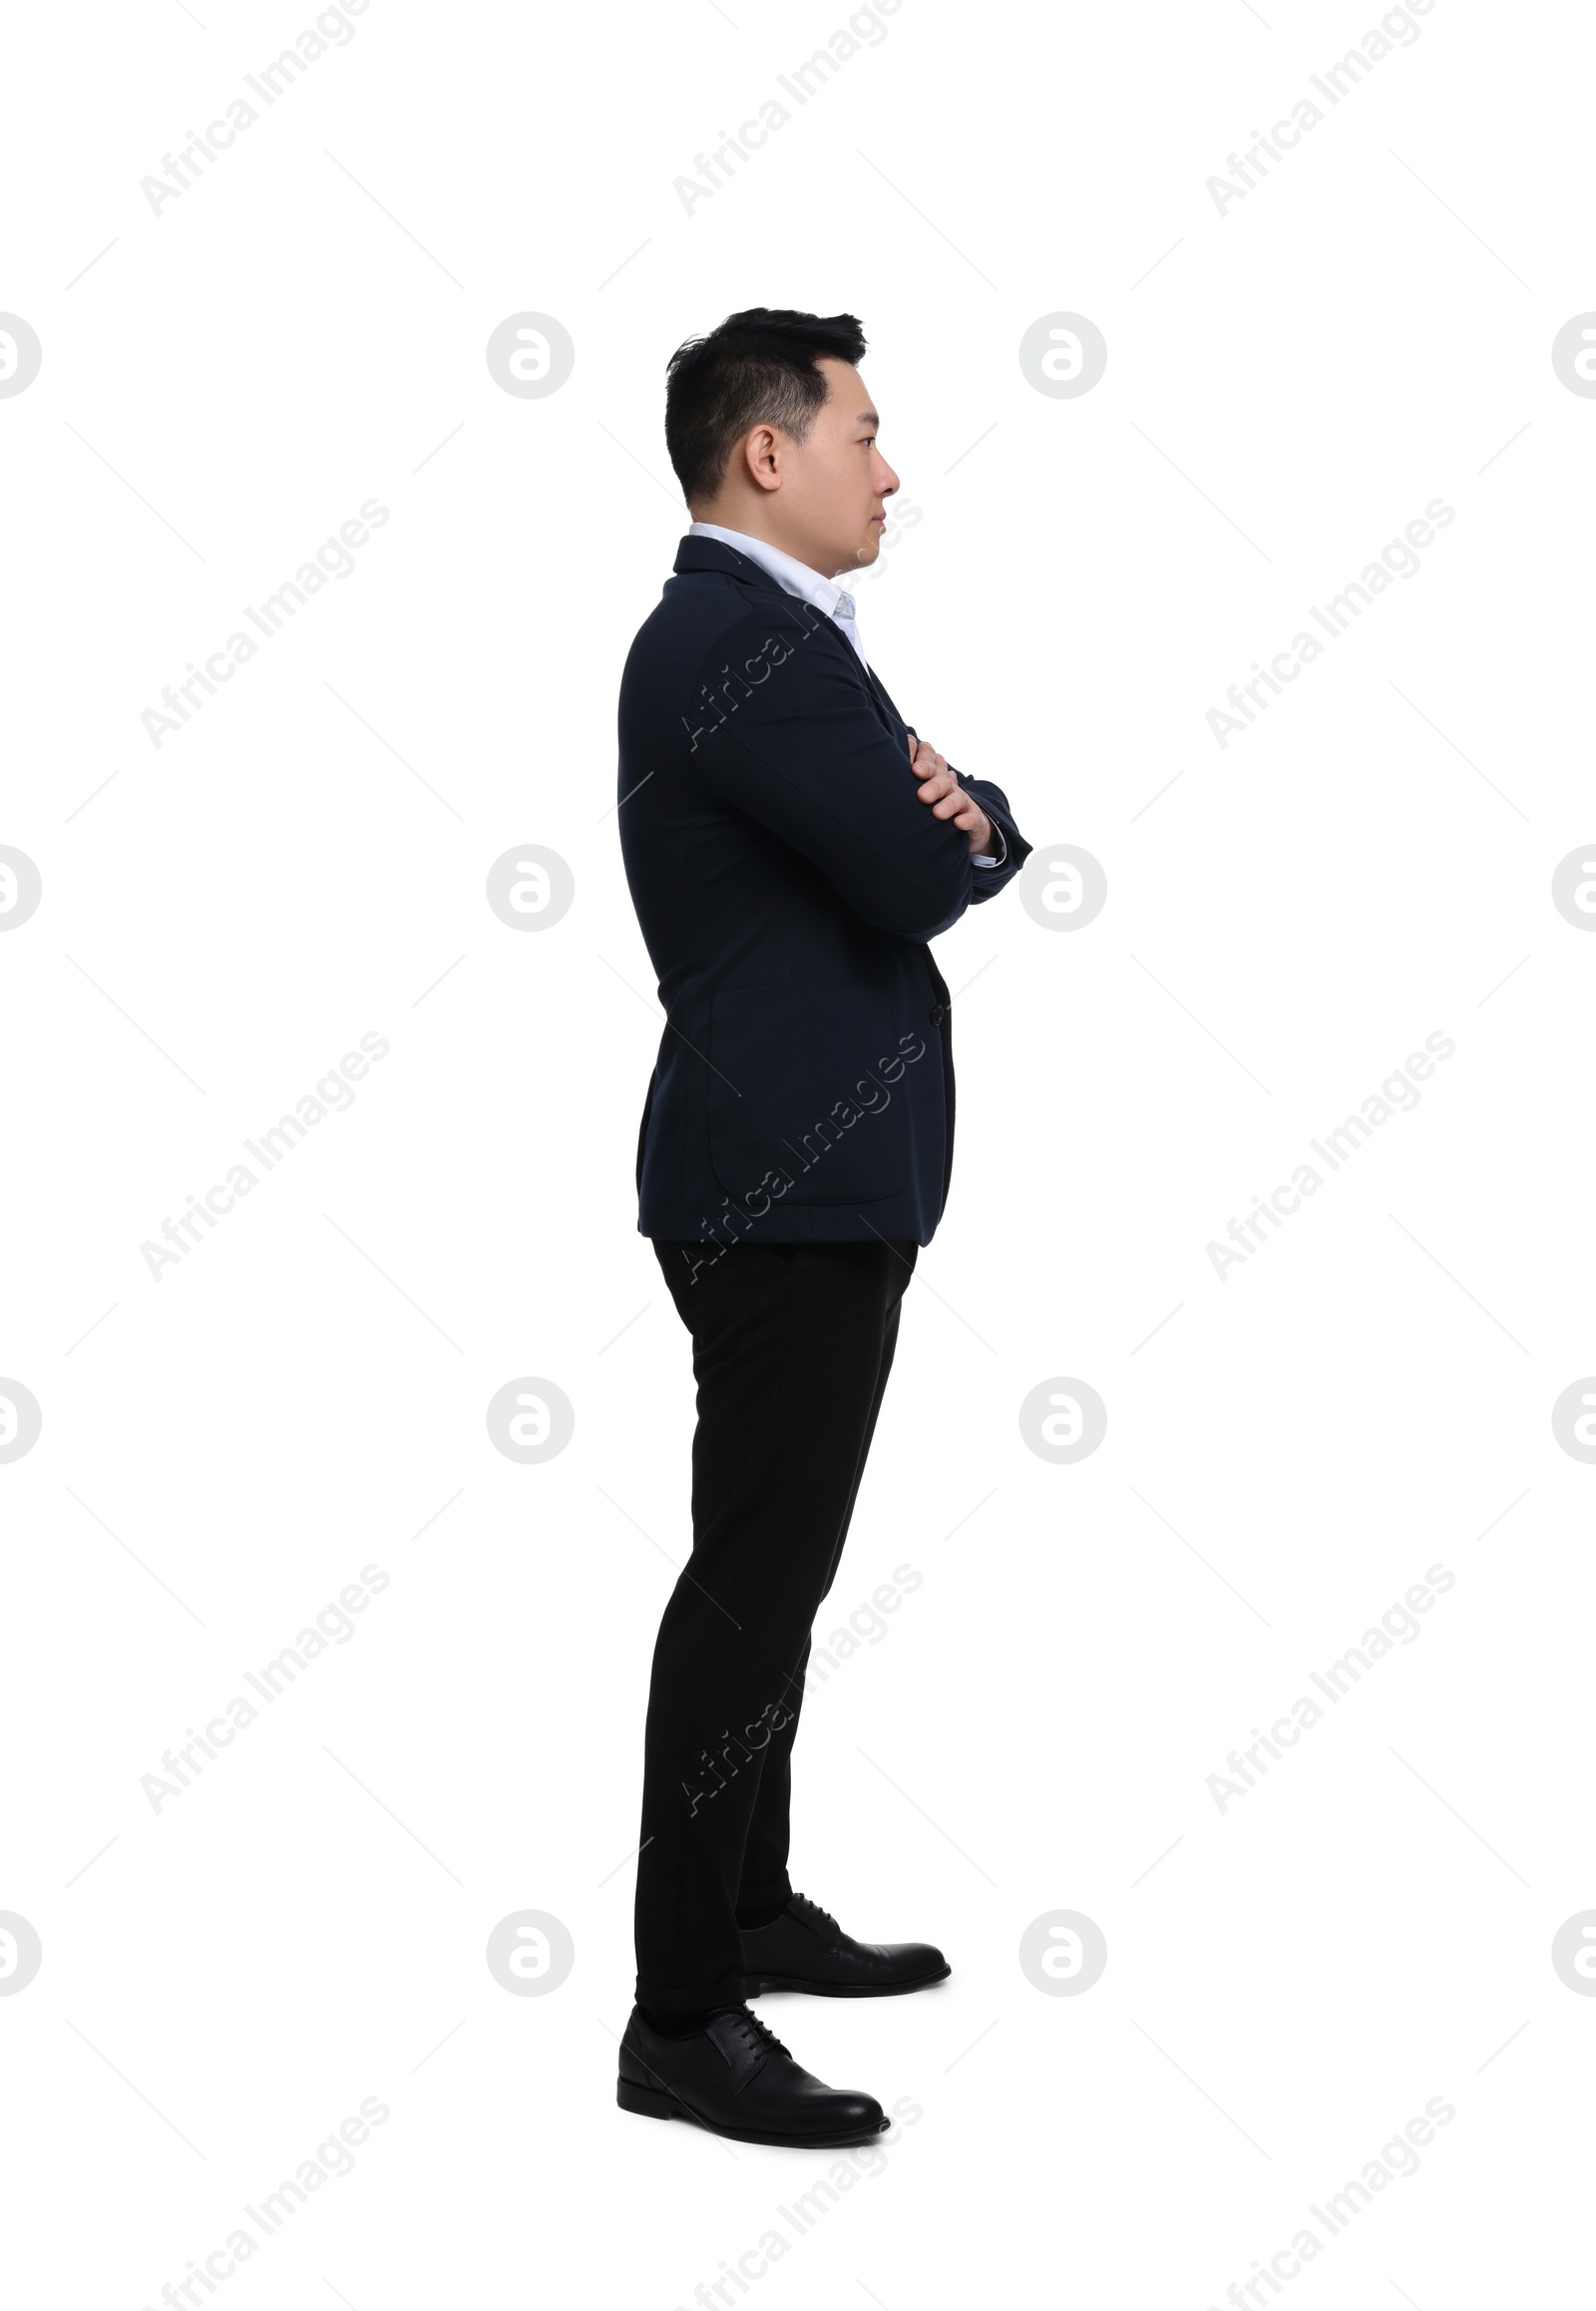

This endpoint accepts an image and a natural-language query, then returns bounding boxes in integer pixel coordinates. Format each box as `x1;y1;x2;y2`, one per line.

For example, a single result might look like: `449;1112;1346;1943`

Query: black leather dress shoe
740;1891;952;1998
617;2004;888;2147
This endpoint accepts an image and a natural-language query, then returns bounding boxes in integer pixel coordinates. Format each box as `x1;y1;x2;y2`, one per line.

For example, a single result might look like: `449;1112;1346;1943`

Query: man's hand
908;735;994;857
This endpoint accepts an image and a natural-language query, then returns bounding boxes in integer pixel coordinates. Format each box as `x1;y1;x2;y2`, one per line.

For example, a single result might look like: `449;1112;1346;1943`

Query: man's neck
690;513;836;581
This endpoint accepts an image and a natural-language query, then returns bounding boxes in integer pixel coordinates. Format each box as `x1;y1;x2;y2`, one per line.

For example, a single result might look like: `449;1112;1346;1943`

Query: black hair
664;307;868;508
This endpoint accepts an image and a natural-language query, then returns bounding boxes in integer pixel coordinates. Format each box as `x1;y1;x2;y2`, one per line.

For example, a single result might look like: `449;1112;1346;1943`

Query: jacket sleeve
680;603;976;940
955;775;1031;902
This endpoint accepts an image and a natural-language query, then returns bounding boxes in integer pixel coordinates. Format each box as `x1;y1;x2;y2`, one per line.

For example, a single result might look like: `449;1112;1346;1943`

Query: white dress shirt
686;520;1002;867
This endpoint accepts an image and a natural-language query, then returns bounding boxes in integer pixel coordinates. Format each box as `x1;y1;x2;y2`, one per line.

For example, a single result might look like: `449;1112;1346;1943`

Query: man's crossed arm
904;733;1000;863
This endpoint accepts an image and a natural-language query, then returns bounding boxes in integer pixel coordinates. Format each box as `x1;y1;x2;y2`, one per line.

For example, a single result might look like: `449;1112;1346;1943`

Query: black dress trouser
634;1233;919;2010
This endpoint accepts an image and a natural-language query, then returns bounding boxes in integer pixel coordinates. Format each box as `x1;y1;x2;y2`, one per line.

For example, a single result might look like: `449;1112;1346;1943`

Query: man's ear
745;424;783;493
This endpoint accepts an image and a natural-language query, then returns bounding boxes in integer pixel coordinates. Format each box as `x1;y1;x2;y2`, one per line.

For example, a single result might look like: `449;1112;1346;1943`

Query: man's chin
851;533;882;567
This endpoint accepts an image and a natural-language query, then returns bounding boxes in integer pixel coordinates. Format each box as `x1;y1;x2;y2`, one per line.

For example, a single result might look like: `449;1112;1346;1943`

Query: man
613;308;1030;2147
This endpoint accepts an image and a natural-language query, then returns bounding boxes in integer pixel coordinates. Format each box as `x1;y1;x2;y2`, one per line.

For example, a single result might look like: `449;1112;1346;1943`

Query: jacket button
929;1003;946;1023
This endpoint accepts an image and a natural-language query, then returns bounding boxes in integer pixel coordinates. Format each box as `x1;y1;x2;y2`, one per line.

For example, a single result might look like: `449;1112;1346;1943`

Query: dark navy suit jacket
616;532;1030;1252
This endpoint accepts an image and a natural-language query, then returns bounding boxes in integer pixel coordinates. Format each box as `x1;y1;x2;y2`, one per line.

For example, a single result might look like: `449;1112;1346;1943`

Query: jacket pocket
705;985;914;1207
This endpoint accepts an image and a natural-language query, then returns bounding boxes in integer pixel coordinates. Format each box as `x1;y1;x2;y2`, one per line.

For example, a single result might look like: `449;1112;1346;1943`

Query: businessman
613;308;1030;2147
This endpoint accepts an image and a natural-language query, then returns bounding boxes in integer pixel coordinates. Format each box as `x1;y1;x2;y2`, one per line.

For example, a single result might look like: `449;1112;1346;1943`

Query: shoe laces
728;2006;791;2063
791;1890;842;1946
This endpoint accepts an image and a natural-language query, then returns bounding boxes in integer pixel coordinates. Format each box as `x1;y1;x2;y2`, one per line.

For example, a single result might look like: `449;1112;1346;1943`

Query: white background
3;0;1593;2303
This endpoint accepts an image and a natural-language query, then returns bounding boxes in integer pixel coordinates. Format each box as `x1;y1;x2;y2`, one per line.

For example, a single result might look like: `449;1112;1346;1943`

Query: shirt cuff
972;823;1006;869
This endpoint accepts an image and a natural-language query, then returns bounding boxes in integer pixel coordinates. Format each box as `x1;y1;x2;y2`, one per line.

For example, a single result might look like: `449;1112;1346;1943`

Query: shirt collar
686;522;850;621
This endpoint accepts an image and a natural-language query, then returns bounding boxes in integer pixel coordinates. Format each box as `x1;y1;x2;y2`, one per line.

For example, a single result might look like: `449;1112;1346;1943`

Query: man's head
665;307;899;579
